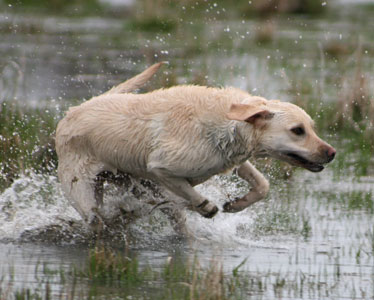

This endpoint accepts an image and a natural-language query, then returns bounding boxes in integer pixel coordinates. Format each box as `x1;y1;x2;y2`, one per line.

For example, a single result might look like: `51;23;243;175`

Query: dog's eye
291;127;305;136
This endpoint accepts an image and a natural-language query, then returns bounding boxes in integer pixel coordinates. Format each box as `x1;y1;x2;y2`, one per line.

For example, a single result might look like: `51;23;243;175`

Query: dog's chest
210;126;252;167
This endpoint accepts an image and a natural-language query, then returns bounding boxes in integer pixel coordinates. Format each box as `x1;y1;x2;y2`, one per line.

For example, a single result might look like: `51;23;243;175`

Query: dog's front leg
223;161;269;213
150;168;219;218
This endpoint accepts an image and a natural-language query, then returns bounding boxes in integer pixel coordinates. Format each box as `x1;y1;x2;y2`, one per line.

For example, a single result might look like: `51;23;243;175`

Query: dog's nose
326;147;336;162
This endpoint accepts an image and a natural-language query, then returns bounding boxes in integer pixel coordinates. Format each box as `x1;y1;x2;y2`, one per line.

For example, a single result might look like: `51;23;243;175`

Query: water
1;170;373;298
2;2;373;105
1;1;374;299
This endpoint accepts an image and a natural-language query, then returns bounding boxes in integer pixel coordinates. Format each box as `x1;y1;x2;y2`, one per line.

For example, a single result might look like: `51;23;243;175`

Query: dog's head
227;99;336;172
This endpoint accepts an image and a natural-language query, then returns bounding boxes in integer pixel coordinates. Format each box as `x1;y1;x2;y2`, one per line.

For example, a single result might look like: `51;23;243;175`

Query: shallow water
1;1;373;105
1;1;374;299
1;169;373;298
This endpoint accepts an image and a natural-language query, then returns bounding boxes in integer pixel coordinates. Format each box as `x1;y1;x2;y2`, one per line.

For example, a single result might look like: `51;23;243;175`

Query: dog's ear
227;103;274;125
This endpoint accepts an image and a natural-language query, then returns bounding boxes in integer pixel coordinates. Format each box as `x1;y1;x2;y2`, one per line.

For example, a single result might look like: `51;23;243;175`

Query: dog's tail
103;62;166;95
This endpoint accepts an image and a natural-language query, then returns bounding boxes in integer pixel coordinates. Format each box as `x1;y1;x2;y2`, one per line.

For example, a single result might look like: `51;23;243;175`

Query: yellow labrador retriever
56;62;335;228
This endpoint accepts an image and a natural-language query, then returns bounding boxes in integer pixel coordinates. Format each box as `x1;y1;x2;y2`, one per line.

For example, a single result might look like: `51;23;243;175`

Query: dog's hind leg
70;177;99;220
223;161;269;213
58;157;106;229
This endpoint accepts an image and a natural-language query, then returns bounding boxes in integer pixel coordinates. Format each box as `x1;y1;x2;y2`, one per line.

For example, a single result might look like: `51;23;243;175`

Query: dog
56;62;335;232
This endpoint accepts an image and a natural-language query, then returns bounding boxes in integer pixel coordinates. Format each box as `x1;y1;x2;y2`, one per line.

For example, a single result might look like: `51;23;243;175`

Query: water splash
0;173;81;243
0;171;263;247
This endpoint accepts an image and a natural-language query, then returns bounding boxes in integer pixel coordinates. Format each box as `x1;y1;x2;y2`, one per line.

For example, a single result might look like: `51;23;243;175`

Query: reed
0;101;57;190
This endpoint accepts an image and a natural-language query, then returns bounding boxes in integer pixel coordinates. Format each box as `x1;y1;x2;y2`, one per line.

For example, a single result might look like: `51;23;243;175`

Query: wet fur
56;62;335;233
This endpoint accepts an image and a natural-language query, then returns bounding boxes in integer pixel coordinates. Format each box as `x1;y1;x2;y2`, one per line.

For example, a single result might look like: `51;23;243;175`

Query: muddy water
1;1;374;299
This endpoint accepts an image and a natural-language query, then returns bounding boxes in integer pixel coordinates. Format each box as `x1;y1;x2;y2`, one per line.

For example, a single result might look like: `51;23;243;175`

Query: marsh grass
14;285;51;300
2;0;102;15
162;256;252;300
0;64;372;192
4;244;364;300
252;209;300;237
335;50;374;141
0;101;57;190
4;246;248;300
289;47;374;176
314;190;374;213
79;247;251;300
323;40;353;59
135;0;327;20
124;0;330;37
76;246;149;284
127;18;177;33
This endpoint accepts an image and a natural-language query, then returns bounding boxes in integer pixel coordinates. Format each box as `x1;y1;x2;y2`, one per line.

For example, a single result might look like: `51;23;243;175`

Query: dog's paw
203;206;219;218
222;201;235;213
222;198;243;213
195;199;219;218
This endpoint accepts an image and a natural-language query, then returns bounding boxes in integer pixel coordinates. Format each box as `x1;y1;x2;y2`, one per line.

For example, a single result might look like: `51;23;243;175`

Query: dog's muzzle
285;152;325;172
284;144;336;172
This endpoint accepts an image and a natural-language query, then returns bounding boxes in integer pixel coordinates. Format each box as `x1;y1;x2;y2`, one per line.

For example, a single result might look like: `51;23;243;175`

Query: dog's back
56;85;249;177
55;74;249;224
55;62;335;229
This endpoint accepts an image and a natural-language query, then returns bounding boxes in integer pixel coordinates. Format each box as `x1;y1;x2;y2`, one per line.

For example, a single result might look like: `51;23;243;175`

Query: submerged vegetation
3;241;373;299
79;246;144;283
1;246;253;300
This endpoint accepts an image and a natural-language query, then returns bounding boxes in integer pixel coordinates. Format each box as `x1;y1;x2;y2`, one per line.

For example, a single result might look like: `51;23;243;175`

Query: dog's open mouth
285;152;324;172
